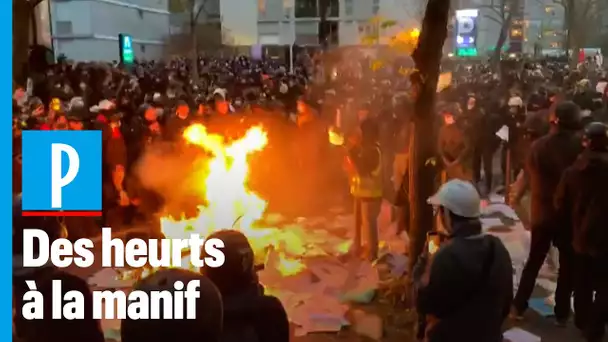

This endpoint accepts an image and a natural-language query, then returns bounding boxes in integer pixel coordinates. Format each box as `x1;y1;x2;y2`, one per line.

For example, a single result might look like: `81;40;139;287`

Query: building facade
167;0;422;50
523;0;565;54
451;0;568;57
256;0;420;46
51;0;170;61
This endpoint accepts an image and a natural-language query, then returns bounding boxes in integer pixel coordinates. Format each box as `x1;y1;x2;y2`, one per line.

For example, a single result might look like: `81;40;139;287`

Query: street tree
403;0;427;26
480;0;515;67
172;0;216;80
406;0;451;285
552;0;604;67
360;17;418;73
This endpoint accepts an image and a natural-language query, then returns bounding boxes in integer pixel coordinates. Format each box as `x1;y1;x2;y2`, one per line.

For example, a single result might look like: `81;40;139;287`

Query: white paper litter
88;268;135;289
89;198;546;338
503;327;541;342
482;199;557;297
480;218;504;231
482;202;520;221
496;125;510;142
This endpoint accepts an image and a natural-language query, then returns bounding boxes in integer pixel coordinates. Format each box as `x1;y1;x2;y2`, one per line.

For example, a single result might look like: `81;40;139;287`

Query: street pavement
67;204;607;342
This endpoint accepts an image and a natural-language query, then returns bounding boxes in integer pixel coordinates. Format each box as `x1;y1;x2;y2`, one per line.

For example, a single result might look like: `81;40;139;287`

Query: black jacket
220;284;289;342
526;130;582;228
415;221;513;342
13;264;105;342
555;151;608;257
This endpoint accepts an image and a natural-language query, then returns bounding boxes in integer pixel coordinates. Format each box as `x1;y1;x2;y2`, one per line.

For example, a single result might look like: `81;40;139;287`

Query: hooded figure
121;269;224;342
12;196;105;342
201;230;289;342
512;101;583;324
554;122;608;340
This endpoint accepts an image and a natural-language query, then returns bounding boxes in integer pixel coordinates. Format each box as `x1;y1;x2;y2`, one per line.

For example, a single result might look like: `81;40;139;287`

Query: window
345;0;353;16
295;0;317;18
55;21;72;35
328;0;339;17
372;0;380;15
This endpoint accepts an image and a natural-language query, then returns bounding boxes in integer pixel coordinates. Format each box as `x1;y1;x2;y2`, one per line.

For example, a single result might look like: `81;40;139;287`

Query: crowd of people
11;51;608;342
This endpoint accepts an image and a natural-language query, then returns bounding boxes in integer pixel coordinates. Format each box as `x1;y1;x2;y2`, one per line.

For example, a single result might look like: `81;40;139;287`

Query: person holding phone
413;179;513;342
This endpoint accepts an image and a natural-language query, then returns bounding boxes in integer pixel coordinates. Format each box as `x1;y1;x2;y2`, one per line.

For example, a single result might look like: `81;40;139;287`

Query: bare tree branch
477;5;504;19
483;14;504;25
193;0;210;24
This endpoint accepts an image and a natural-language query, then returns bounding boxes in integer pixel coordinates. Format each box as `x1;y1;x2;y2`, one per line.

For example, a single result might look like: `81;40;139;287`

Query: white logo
457;16;476;35
123;36;132;50
51;143;80;209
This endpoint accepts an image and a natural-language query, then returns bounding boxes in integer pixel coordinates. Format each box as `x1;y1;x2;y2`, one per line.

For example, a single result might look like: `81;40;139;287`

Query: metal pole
47;0;56;62
288;1;295;73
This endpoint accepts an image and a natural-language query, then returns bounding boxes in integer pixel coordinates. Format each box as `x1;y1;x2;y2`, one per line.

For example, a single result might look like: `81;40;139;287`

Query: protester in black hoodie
554;122;608;341
415;180;513;342
512;101;582;324
201;230;290;342
12;196;105;342
121;269;224;342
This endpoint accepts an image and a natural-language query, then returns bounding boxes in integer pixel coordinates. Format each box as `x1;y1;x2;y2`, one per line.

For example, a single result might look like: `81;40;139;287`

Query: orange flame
161;124;308;276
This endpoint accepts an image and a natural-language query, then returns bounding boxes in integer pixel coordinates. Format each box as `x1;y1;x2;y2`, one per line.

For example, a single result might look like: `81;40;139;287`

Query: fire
161;123;308;276
328;126;345;146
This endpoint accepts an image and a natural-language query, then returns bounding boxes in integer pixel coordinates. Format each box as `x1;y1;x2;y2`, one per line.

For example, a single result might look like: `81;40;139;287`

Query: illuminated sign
456;47;478;57
119;33;134;64
455;9;478;53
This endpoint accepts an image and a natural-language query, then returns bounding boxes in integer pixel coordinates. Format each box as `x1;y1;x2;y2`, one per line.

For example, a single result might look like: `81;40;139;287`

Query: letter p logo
51;143;80;209
21;131;102;216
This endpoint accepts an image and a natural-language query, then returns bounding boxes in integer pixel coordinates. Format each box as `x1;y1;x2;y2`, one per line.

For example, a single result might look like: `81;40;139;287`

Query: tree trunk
13;0;33;87
490;12;512;70
407;0;451;282
190;22;199;82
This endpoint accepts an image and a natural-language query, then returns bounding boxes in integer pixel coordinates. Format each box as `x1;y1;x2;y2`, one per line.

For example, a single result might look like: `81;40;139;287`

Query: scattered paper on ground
503;327;541;342
89;199;551;338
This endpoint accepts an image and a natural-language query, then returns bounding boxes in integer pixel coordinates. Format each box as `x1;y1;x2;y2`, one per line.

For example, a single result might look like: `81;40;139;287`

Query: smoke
133;141;209;218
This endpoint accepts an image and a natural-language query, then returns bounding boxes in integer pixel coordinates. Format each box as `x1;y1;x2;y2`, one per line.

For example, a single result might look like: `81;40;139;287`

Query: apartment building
523;0;565;54
257;0;420;46
51;0;170;61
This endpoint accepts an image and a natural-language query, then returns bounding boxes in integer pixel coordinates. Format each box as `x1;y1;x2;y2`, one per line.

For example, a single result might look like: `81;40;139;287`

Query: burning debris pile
87;123;537;339
160;123;354;276
89;122;407;336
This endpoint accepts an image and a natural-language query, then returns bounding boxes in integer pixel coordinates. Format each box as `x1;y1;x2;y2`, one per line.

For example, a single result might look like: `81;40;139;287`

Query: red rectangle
22;211;103;217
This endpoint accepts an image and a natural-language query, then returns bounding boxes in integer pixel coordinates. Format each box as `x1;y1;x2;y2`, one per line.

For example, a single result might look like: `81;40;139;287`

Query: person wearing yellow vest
345;118;383;261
